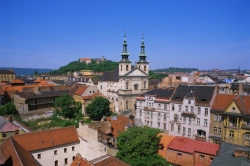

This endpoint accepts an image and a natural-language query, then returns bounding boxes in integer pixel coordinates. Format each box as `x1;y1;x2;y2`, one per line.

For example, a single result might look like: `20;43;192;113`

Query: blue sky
0;0;249;70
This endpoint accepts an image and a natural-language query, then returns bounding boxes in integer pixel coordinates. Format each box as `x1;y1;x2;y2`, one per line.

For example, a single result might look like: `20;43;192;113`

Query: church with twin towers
98;33;149;113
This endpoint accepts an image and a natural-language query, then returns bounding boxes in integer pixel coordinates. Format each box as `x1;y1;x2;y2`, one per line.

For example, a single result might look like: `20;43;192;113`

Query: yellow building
223;95;250;146
0;69;16;82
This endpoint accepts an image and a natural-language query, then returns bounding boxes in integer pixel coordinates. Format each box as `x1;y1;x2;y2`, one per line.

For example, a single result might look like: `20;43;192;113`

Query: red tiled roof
74;86;88;96
105;115;129;138
1;137;37;166
10;79;25;84
0;122;19;132
235;95;250;115
33;78;43;83
158;133;175;158
211;94;237;111
11;126;79;152
0;86;4;95
71;154;92;166
168;136;219;155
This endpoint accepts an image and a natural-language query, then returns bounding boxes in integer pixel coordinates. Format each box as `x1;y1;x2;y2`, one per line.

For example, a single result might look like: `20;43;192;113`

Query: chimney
129;114;135;126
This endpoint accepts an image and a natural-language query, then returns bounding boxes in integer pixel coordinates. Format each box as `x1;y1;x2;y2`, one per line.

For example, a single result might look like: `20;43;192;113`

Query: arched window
144;81;146;88
126;65;129;71
120;65;122;71
144;65;146;71
126;101;129;109
126;82;129;89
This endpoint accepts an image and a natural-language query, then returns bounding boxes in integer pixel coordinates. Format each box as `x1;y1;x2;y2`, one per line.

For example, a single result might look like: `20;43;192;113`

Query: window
183;127;186;135
205;108;208;115
126;82;129;89
229;131;234;138
164;104;167;109
245;134;250;140
163;114;166;120
191;106;194;112
171;124;174;131
65;158;68;165
139;110;142;116
178;125;180;132
100;85;102;89
218;128;221;134
126;101;129;109
144;65;146;71
213;127;217;133
151;112;153;118
188;118;191;125
210;157;214;162
158;122;160;128
188;128;191;136
179;105;181;112
188;100;191;104
158;113;161;119
163;123;166;130
198;107;201;114
218;116;222;121
200;155;205;160
232;107;236;112
144;81;146;89
72;146;75;151
214;115;218;121
126;65;129;71
185;106;188;112
72;156;75;161
177;153;182;157
2;133;6;138
172;104;174;111
247;119;250;125
54;150;57;155
183;117;186;124
120;65;122;71
55;160;58;166
134;84;138;90
197;118;200;126
158;104;161;109
38;154;41;159
204;119;208;127
64;148;67;153
174;114;179;122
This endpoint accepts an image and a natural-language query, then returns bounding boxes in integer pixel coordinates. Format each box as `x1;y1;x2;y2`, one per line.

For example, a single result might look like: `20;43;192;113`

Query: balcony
227;123;237;128
195;135;206;142
242;124;250;130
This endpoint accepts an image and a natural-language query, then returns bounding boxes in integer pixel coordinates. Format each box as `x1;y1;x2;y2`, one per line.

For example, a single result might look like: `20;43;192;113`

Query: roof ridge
9;137;24;166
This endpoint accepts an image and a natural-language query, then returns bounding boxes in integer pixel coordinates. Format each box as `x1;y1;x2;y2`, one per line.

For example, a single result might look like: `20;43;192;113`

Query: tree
0;102;17;116
85;96;111;121
54;94;82;118
34;70;38;75
116;126;170;166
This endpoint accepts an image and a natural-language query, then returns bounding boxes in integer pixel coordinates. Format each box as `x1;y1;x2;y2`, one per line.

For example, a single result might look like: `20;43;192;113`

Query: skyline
0;0;249;70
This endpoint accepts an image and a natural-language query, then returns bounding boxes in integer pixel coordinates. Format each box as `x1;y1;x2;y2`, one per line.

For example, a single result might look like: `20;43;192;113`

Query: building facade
0;69;16;82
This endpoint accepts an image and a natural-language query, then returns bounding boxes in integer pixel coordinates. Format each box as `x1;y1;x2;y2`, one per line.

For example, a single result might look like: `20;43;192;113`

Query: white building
0;126;80;166
135;88;175;132
98;33;149;113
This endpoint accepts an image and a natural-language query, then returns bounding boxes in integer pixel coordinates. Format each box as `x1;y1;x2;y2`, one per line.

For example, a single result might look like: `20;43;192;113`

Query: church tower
119;31;132;76
136;34;149;74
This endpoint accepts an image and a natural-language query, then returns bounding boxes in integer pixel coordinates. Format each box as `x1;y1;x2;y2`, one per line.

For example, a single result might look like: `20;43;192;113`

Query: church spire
138;33;147;63
120;30;130;62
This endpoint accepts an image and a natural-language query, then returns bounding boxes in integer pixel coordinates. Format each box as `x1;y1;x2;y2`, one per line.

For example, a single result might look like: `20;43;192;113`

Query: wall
167;149;193;166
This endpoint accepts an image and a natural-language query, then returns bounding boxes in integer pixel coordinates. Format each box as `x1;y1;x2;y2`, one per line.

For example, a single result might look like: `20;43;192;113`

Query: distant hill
0;67;53;76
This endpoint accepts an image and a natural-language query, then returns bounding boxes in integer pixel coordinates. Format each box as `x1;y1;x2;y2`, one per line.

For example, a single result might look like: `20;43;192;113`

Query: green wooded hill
49;60;119;75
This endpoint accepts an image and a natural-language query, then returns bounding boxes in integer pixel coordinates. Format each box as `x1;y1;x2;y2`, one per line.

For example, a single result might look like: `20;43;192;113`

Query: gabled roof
211;141;250;166
71;154;92;166
0;121;19;132
99;68;119;82
171;84;215;106
211;94;237;112
123;67;148;76
74;86;88;96
11;126;79;152
168;136;219;155
89;154;130;166
1;137;37;166
235;95;250;115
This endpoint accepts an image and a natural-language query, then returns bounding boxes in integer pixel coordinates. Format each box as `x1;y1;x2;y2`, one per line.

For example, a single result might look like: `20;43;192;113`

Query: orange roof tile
211;94;237;111
74;86;88;96
33;78;43;83
11;126;79;152
1;137;37;166
158;133;175;158
235;95;250;115
10;79;25;84
70;154;92;166
105;115;129;138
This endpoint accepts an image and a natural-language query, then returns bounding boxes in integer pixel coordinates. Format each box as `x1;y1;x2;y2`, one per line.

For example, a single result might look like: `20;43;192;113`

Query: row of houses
135;84;250;147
